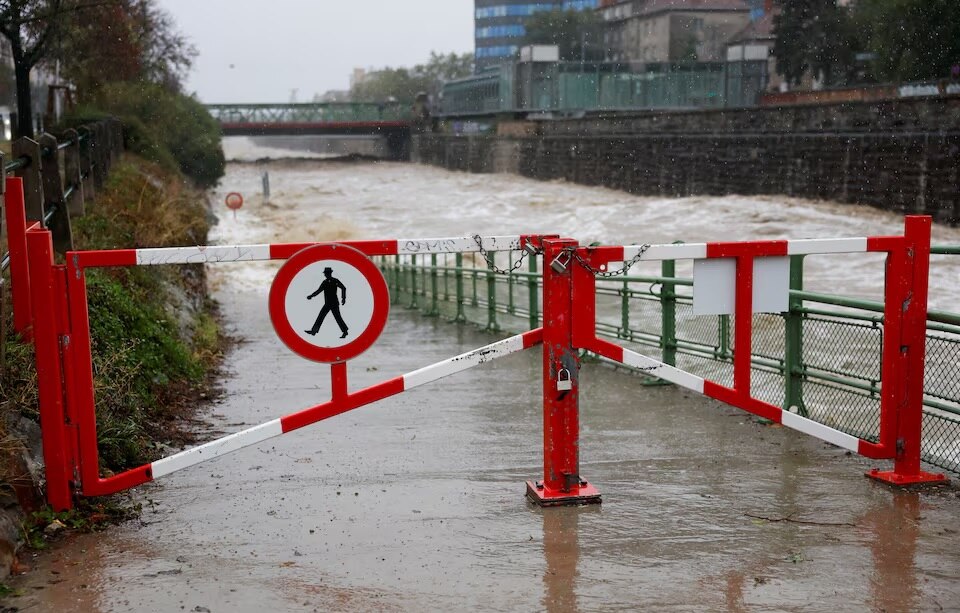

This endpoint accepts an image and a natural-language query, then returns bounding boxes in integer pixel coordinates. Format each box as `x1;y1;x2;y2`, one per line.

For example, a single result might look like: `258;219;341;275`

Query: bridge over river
11;145;960;611
206;102;415;159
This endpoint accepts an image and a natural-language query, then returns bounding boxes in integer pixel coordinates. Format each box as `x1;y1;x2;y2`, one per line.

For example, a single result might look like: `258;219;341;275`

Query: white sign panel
693;256;790;316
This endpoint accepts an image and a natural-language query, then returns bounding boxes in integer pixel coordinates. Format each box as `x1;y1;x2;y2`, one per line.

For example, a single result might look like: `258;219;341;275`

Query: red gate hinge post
26;228;75;510
526;238;601;507
54;265;83;496
868;216;947;486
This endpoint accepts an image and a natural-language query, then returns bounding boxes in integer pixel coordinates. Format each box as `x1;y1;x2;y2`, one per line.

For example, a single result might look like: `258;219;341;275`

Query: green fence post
471;264;479;307
392;255;401;304
784;255;808;416
443;254;450;301
409;254;418;309
507;252;516;315
719;315;731;360
455;253;466;322
661;259;677;366
528;254;539;329
620;278;630;340
486;253;499;331
427;254;439;316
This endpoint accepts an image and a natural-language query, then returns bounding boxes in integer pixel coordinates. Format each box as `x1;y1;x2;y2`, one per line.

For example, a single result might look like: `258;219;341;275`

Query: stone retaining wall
415;96;960;224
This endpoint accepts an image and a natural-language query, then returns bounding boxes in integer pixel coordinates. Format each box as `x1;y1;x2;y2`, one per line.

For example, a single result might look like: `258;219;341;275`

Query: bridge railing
377;246;960;477
206;102;413;125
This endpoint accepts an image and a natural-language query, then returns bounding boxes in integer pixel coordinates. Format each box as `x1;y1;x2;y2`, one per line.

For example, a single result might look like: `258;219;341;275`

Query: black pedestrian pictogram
305;267;349;338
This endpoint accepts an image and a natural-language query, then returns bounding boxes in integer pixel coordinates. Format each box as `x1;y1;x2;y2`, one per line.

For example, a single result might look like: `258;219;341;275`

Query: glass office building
475;0;600;71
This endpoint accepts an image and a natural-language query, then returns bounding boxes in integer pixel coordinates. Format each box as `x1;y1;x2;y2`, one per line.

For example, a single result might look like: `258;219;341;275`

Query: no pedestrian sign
269;244;389;363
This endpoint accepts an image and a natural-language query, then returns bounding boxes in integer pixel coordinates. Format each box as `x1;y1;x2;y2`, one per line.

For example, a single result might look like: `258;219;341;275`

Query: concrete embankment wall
414;95;960;224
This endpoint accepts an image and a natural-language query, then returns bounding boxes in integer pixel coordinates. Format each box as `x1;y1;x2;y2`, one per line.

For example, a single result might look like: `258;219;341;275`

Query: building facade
600;0;751;63
474;0;600;71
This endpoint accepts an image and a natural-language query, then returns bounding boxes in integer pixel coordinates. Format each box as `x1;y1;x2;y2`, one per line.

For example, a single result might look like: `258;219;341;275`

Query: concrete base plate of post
525;480;602;507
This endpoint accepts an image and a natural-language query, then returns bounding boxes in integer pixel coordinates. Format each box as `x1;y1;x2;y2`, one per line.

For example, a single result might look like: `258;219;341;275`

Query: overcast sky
155;0;475;103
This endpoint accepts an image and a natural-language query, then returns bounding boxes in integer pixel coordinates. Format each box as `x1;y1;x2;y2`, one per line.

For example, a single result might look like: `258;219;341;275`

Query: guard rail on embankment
377;249;960;477
0;119;124;371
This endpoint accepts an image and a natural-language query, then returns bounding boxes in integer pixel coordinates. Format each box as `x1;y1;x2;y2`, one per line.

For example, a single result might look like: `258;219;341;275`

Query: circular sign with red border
269;244;389;363
225;192;244;210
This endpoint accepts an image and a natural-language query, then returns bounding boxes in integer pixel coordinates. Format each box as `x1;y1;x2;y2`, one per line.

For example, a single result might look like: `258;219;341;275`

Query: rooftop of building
728;6;778;44
601;0;750;16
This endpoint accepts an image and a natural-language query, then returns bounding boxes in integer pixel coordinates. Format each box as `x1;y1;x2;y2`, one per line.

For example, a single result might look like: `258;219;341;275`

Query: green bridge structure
205;102;416;159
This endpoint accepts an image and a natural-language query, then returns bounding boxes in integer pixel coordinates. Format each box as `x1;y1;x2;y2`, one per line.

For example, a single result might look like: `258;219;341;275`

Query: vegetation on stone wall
0;154;223;481
67;83;225;189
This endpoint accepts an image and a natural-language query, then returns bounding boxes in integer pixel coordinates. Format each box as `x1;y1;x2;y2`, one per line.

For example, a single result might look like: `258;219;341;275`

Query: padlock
550;251;571;274
556;368;573;391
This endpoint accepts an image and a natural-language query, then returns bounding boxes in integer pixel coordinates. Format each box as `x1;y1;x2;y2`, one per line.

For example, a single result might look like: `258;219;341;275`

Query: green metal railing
439;60;764;115
204;102;412;124
378;249;960;476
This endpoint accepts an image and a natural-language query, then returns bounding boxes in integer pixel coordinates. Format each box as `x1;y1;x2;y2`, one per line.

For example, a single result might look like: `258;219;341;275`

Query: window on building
476;25;527;39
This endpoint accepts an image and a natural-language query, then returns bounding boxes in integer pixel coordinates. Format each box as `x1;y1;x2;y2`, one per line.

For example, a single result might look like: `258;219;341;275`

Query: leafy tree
53;3;141;94
413;52;474;97
773;0;859;87
350;51;473;102
71;81;225;188
854;0;960;82
522;9;604;62
350;67;428;103
54;0;196;95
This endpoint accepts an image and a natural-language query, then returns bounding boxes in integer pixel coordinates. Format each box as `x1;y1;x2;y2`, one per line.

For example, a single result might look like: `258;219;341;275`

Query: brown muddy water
5;150;960;612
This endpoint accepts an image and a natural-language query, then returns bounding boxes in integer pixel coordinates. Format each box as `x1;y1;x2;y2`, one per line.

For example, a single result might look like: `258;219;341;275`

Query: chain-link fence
378;249;960;476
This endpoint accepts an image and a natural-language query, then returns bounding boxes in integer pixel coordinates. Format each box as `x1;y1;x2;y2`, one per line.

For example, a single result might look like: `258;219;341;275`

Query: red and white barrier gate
5;169;945;511
17;205;557;510
555;215;946;492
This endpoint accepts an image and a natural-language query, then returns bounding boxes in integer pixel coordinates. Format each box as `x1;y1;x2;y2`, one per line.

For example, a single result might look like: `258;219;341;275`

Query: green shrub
67;81;225;188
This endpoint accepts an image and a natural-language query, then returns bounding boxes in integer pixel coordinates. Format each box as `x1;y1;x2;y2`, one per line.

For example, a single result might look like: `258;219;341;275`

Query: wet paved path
7;159;960;612
11;288;960;611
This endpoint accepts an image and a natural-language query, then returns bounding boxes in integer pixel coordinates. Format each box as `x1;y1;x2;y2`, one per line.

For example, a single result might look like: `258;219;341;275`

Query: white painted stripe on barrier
787;238;868;255
781;411;860;452
620;347;706;393
136;245;272;265
623;243;708;262
396;235;521;255
403;333;527;390
150;419;283;478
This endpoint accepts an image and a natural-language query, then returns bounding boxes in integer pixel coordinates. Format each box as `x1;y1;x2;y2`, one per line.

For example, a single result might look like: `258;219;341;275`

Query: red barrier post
26;227;75;510
526;238;601;506
5;177;33;340
869;215;947;485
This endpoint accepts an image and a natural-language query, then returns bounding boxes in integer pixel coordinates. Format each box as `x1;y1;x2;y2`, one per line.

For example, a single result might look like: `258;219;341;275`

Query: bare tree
0;0;67;137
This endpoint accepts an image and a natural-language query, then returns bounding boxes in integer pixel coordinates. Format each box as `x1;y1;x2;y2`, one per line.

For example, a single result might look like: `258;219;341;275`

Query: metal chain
472;234;530;275
566;243;652;278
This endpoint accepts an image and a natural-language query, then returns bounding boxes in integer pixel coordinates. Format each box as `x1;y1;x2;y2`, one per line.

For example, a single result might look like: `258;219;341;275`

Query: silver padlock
556;368;573;391
550;251;571;274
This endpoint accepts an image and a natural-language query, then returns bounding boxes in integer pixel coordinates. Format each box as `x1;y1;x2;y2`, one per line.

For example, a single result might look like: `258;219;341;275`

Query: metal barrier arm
83;329;543;496
587;336;866;456
71;235;531;268
59;233;551;500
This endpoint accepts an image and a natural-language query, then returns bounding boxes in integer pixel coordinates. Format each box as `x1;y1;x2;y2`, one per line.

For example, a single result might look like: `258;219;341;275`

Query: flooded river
7;137;960;612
